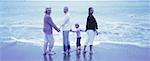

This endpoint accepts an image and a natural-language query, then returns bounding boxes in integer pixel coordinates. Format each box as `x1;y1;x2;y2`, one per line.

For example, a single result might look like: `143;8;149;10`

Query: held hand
58;29;61;32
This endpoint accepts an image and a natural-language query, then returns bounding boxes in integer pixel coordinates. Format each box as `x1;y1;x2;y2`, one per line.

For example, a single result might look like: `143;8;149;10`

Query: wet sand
0;41;150;61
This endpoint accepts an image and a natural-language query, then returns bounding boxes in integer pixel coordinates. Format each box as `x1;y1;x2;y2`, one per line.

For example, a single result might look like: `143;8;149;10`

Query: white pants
85;30;96;46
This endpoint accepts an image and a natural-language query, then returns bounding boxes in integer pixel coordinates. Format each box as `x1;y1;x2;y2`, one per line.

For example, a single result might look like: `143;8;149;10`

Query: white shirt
74;28;81;38
61;13;71;31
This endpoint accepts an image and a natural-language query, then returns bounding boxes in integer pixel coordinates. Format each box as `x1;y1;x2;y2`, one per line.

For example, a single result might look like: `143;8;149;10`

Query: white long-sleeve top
61;13;71;31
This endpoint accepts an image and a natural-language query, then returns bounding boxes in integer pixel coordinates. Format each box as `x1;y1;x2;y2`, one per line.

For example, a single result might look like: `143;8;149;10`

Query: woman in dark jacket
84;7;98;54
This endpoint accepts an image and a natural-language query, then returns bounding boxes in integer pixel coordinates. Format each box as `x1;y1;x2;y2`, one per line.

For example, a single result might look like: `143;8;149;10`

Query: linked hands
57;27;61;32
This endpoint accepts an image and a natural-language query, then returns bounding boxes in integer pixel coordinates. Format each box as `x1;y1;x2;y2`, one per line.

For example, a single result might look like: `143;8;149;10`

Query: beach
0;0;150;61
0;41;149;61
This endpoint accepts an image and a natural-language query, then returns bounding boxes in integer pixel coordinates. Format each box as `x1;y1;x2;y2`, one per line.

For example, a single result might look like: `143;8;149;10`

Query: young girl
70;24;85;51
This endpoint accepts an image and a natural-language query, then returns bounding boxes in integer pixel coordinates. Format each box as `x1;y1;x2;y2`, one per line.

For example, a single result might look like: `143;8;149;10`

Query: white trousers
85;30;96;46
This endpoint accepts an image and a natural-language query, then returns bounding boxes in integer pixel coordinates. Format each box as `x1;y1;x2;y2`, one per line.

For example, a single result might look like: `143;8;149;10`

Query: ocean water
0;1;150;47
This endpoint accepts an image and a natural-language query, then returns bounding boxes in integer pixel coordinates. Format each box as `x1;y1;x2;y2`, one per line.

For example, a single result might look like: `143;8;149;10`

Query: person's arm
86;17;89;31
95;20;98;29
47;17;60;32
94;17;99;35
70;29;77;32
80;29;86;32
93;17;98;30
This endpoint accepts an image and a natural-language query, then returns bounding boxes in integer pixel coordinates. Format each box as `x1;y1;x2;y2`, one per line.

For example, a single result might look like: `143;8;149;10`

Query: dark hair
75;24;79;28
88;7;93;15
45;11;48;14
45;8;51;14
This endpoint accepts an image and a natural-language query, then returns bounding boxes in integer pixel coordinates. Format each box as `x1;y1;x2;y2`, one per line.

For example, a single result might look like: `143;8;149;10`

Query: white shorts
85;30;96;46
44;34;54;43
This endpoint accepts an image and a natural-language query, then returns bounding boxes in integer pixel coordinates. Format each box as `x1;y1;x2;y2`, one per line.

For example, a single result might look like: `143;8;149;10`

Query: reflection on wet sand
76;51;81;61
43;54;53;61
83;52;93;61
63;54;71;61
43;51;93;61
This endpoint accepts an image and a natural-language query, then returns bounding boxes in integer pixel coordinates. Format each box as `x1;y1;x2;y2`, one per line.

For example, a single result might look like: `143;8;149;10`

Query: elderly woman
43;7;60;55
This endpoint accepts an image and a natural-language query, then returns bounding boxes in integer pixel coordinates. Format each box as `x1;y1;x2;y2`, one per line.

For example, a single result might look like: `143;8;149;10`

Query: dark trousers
76;37;81;47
